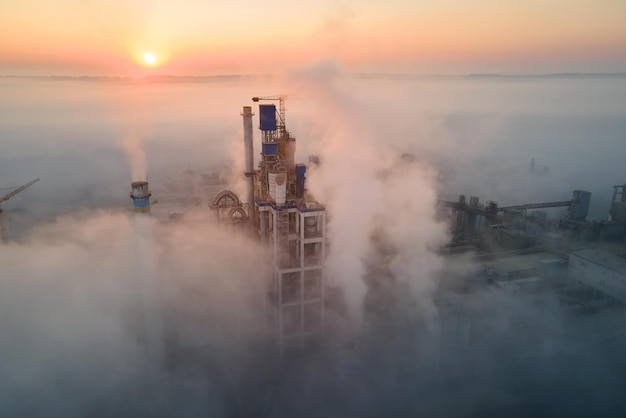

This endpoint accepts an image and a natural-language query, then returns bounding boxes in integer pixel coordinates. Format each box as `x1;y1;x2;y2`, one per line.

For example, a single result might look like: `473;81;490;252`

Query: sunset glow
0;1;625;75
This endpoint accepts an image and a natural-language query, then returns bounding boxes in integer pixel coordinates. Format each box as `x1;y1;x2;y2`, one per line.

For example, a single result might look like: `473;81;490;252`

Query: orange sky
1;0;626;75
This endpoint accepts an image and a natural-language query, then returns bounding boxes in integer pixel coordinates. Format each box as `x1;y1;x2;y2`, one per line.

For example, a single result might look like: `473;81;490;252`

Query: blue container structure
262;142;278;156
259;104;277;131
133;197;150;209
296;164;306;197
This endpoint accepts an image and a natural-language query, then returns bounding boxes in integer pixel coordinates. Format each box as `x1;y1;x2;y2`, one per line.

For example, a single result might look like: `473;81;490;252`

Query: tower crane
251;95;294;166
252;95;288;137
0;177;40;242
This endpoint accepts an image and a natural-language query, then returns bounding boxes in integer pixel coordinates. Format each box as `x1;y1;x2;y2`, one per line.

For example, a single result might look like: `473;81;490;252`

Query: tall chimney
130;181;151;213
242;106;255;222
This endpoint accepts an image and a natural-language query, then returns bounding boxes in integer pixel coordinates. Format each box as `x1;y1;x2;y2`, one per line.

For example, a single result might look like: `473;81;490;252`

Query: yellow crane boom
0;177;40;243
0;177;40;204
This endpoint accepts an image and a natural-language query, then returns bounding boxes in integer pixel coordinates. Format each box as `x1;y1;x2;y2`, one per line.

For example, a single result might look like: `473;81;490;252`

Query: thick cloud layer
1;72;626;416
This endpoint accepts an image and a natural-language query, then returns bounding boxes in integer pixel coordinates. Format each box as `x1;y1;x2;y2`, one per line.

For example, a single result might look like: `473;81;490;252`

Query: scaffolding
266;208;326;351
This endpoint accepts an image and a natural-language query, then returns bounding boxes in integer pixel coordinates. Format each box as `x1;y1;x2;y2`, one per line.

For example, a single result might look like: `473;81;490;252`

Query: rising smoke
121;133;147;182
282;67;449;328
0;208;274;416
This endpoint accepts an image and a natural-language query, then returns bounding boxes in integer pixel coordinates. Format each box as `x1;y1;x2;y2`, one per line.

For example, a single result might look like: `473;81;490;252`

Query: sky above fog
1;1;626;75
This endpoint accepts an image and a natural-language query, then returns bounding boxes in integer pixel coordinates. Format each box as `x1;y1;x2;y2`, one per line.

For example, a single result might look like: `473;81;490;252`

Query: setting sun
143;52;157;66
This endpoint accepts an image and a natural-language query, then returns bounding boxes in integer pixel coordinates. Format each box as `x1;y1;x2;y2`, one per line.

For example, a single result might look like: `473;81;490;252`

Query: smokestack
242;106;255;222
130;181;151;214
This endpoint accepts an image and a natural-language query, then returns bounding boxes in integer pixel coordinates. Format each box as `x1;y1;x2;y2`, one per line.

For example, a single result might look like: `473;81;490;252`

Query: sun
143;52;157;66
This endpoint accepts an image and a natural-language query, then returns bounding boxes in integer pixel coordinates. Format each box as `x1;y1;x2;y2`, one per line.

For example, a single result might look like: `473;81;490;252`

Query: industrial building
569;248;626;303
119;86;626;361
245;98;326;351
124;91;626;361
208;97;327;351
123;97;328;373
441;184;626;252
439;181;626;316
116;101;626;416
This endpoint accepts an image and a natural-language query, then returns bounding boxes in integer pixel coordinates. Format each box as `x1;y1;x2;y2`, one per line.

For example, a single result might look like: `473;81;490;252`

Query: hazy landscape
1;72;626;416
2;72;626;224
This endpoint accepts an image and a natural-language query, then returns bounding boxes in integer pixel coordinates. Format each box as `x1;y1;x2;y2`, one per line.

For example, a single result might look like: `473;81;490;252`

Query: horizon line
2;72;626;81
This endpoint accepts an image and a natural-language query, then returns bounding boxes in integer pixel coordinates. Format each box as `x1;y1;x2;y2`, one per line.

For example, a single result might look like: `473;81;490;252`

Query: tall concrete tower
243;97;327;351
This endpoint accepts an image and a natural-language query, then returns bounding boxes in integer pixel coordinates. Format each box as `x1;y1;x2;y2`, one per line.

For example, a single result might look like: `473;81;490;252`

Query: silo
569;190;591;221
268;172;278;202
275;173;286;206
285;139;296;166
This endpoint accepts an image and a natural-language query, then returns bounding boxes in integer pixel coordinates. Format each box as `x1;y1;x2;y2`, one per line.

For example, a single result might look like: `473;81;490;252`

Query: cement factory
438;184;626;311
127;96;327;359
120;96;626;367
113;97;626;414
2;95;625;416
208;97;327;352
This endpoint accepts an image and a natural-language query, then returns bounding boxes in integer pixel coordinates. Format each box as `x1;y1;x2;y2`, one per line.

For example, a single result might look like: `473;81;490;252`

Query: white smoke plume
121;133;147;182
380;159;448;320
0;209;269;416
279;66;449;327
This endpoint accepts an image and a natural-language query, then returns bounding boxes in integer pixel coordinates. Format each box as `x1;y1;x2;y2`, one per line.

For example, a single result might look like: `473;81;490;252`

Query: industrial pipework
130;181;151;213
